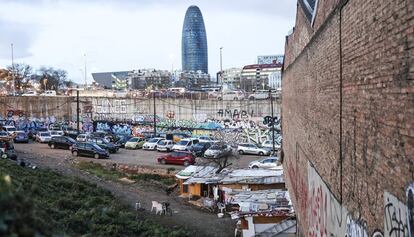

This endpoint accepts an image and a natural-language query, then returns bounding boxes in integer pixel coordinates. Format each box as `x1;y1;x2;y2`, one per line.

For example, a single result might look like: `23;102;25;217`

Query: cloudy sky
0;0;296;84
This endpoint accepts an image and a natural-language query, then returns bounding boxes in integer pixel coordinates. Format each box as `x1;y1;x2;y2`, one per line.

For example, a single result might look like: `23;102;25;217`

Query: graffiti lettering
384;192;410;237
217;109;253;119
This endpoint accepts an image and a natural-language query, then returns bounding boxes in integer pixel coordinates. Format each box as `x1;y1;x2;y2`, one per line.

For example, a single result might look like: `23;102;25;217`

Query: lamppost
219;47;223;86
269;89;276;155
84;54;87;89
11;43;15;96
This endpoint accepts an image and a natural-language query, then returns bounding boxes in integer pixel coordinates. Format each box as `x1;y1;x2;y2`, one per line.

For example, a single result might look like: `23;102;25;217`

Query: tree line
0;63;74;93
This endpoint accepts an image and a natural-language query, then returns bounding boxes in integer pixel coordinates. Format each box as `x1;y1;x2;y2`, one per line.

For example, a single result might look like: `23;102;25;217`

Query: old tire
94;153;100;159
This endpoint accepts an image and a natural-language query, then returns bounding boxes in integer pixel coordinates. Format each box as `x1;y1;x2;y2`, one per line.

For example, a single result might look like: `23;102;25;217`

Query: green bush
0;160;190;237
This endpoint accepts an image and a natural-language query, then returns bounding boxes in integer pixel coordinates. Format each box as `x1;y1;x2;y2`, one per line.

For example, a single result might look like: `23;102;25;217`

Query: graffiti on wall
217;109;254;119
384;191;411;237
94;99;129;120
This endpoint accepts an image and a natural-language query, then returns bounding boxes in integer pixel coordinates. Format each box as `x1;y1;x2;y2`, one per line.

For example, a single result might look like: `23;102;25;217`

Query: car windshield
158;140;166;145
148;138;158;143
67;137;76;143
7;127;16;131
129;137;139;142
92;144;103;150
177;140;189;145
209;145;223;150
17;132;26;135
40;132;50;136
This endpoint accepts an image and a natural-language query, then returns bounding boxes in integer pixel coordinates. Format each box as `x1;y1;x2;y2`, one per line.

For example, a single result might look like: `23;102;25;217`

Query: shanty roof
175;165;218;180
183;168;284;185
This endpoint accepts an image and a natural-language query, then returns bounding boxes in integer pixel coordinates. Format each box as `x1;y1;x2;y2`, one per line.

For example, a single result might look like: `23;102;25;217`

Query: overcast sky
0;0;296;84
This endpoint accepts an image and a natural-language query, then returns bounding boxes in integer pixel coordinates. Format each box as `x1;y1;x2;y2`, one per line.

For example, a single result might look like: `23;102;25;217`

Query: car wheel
218;97;222;101
259;151;264;156
94;153;100;159
51;144;55;149
167;148;170;152
160;159;166;165
234;97;238;100
252;165;259;169
183;161;190;166
249;97;255;100
154;145;157;150
72;151;78;156
238;150;244;155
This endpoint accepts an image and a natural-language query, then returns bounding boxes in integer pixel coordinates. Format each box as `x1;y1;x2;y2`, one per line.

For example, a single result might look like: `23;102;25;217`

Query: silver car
237;143;271;156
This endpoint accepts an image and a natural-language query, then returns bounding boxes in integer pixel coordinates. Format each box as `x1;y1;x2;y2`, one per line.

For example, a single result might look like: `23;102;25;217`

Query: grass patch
0;159;190;237
77;161;176;186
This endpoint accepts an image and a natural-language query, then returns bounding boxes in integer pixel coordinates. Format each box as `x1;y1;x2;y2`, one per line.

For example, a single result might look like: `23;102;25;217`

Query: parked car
248;157;282;169
3;126;17;135
217;91;245;100
36;132;52;143
248;90;270;100
63;127;79;139
40;90;57;96
197;136;216;143
189;142;212;157
157;151;195;166
76;134;90;142
115;135;132;148
22;91;38;96
48;136;77;150
204;143;232;158
261;140;281;151
237;143;271;156
125;137;145;149
157;140;175;152
50;130;64;137
32;127;48;140
171;138;199;151
143;138;165;150
87;137;119;153
71;142;109;159
0;131;9;138
14;131;29;143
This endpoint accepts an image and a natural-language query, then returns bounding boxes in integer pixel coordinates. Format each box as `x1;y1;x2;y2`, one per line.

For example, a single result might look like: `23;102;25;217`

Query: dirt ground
14;142;242;237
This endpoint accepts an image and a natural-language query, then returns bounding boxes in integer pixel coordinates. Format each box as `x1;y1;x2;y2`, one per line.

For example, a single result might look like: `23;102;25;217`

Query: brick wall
282;0;414;236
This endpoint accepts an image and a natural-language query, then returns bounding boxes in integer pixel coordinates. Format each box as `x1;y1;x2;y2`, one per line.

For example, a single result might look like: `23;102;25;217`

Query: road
14;141;263;170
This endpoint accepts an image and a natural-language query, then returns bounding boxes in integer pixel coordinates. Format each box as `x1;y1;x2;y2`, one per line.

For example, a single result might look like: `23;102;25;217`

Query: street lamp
11;43;15;96
269;89;276;155
219;47;223;85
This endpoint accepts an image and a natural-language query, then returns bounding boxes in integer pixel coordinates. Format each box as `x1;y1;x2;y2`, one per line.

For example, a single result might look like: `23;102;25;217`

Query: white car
157;140;174;152
249;157;282;169
261;140;281;151
76;134;90;142
237;143;271;156
171;138;199;151
22;91;38;96
248;90;270;100
50;130;64;137
0;131;9;138
40;90;57;96
217;91;245;100
36;132;52;143
3;126;17;135
197;136;215;143
204;144;232;158
143;138;164;150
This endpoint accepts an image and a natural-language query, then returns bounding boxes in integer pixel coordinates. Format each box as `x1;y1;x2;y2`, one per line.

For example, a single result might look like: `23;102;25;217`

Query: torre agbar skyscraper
181;5;208;73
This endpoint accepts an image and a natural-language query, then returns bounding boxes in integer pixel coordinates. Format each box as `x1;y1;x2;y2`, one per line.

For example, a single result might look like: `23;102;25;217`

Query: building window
299;0;318;26
183;184;188;193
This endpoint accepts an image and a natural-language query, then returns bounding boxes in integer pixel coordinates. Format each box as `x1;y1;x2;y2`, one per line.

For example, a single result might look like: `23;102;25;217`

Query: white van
3;126;17;135
168;87;186;94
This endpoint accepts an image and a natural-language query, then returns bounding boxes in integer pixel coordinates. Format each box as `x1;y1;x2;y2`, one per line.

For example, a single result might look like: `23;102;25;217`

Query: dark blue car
14;131;29;143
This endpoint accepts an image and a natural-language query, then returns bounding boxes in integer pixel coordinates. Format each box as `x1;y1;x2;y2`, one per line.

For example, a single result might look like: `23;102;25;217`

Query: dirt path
15;147;236;237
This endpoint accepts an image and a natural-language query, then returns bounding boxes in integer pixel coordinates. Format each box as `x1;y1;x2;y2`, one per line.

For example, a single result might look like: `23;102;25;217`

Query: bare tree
198;131;241;173
37;67;68;91
6;63;32;92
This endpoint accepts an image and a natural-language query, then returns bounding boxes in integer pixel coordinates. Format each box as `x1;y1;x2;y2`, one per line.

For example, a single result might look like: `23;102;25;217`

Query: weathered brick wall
283;0;414;236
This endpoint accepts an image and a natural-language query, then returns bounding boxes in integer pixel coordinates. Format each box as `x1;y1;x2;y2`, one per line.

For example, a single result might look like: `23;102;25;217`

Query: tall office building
181;5;208;73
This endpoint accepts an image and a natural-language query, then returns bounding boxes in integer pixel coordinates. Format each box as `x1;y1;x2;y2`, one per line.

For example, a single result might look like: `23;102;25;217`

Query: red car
157;151;195;166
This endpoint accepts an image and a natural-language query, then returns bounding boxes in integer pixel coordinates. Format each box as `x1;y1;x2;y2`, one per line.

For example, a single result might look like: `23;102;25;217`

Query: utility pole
77;87;80;134
11;43;15;96
153;92;157;137
269;89;276;155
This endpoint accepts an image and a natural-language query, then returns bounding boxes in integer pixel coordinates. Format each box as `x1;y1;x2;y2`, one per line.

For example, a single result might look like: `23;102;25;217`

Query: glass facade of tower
182;5;208;73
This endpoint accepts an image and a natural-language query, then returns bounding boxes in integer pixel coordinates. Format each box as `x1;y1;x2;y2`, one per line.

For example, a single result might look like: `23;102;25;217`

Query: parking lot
14;141;264;171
